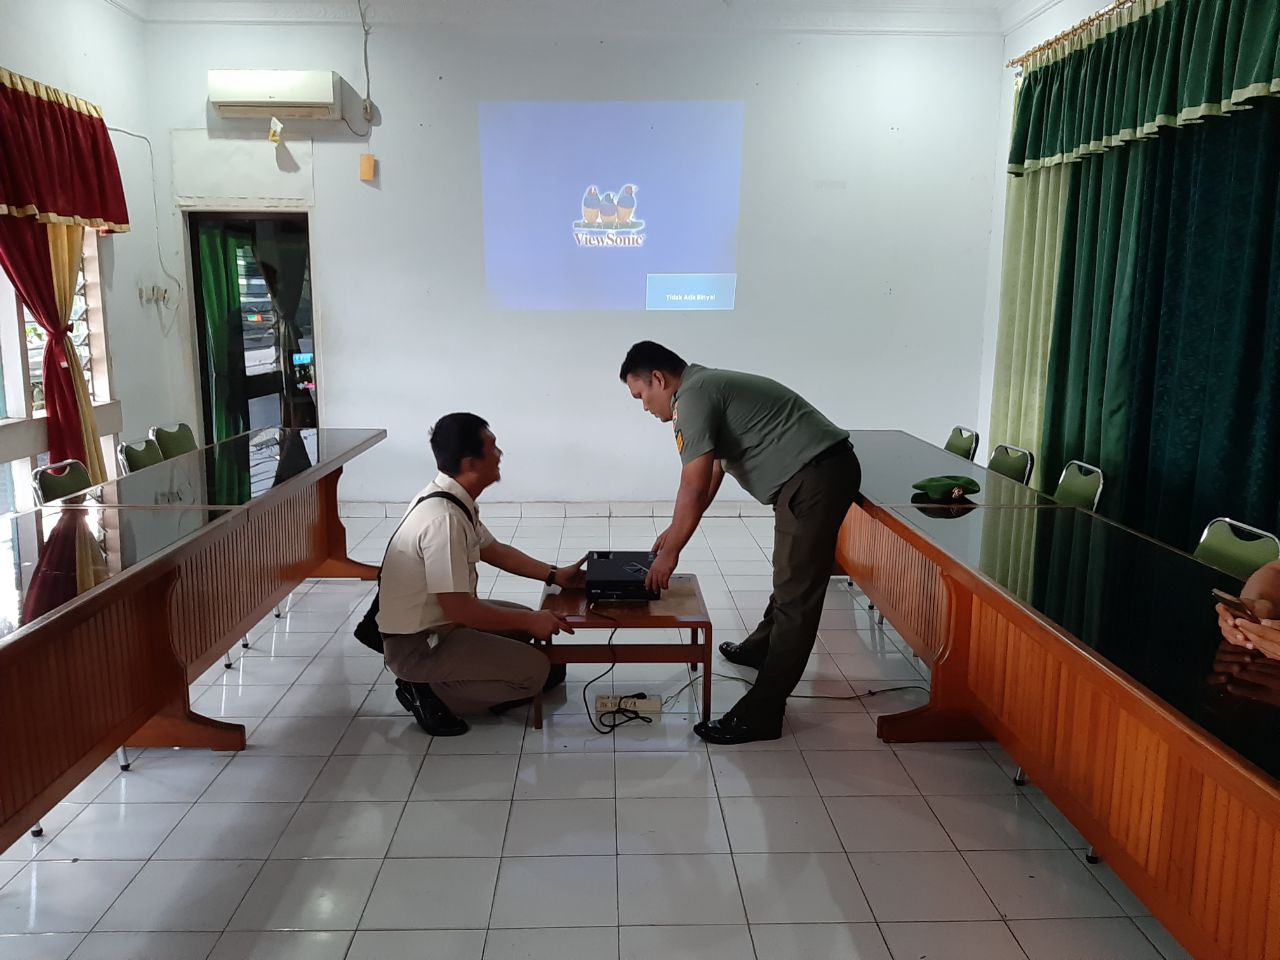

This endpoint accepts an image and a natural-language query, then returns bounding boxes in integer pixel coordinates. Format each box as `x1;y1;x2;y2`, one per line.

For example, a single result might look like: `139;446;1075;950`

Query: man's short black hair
430;412;490;476
619;341;688;382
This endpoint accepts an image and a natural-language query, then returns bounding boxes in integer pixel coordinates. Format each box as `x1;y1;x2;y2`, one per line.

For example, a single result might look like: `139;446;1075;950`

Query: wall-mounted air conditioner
208;70;342;120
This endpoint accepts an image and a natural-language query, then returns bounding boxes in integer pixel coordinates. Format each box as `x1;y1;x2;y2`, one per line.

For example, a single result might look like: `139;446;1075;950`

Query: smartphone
1212;589;1262;624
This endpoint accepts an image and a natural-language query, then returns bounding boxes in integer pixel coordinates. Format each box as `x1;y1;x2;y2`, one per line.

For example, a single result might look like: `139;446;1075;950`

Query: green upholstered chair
1194;518;1280;583
31;459;92;505
117;438;163;475
987;443;1034;484
944;426;979;462
150;423;197;460
1053;460;1103;511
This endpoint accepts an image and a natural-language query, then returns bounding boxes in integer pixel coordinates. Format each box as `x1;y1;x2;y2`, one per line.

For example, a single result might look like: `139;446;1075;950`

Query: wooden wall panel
0;578;173;850
169;488;323;679
965;594;1280;960
838;506;948;662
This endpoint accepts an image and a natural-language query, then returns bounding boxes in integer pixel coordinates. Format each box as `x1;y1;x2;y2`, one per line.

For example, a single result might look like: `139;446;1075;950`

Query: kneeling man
378;412;581;736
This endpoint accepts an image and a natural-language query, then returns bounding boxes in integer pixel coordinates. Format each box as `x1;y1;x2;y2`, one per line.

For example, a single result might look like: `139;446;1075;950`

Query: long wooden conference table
842;430;1280;960
0;427;383;855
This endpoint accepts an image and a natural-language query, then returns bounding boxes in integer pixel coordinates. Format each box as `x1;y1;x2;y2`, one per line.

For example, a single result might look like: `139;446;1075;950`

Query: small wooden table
535;574;713;729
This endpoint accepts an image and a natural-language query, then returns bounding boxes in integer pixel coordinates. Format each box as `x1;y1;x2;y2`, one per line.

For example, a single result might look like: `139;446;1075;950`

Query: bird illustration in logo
616;184;637;224
581;186;601;225
599;192;618;226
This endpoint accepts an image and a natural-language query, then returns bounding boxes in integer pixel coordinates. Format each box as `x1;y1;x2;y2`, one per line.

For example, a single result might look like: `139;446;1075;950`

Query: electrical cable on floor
580;605;654;734
661;671;929;710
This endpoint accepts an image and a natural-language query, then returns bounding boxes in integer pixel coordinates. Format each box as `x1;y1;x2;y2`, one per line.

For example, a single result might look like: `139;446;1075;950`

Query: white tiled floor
0;515;1194;960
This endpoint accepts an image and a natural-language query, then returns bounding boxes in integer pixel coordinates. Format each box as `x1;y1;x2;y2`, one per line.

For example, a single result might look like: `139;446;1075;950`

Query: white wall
142;15;1004;503
974;0;1109;458
0;0;202;445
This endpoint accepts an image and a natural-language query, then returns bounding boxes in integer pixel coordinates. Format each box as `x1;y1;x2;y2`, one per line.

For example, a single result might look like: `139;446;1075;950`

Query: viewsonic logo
575;184;645;247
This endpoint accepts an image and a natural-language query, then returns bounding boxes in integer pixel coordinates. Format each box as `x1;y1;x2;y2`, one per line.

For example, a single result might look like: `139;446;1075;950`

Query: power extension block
595;694;663;715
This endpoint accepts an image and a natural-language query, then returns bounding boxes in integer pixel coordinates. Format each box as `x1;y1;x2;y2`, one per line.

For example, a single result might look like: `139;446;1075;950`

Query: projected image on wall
478;100;744;311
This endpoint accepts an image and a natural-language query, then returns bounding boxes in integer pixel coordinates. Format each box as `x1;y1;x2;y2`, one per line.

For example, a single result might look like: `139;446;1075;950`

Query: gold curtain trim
0;68;104;120
46;223;108;485
0;203;129;234
1007;80;1280;173
1010;0;1164;73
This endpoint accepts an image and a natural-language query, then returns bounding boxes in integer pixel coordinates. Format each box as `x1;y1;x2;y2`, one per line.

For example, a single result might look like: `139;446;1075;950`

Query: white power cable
105;125;183;329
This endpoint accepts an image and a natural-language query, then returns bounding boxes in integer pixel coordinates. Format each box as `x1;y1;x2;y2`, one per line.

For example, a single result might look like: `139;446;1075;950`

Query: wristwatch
545;565;558;586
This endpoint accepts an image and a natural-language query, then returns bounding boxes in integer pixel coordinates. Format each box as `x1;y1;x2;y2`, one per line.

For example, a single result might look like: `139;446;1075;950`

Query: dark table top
54;428;384;509
0;505;233;646
871;499;1280;780
848;429;1057;508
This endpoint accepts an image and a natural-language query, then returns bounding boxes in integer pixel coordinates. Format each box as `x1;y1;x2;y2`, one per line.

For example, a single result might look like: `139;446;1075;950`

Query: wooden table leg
127;694;246;751
875;574;990;743
533;693;544;730
312;468;380;581
701;625;713;722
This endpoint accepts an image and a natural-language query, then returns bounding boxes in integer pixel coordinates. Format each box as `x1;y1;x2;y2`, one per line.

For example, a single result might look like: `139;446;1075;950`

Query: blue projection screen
478;101;744;311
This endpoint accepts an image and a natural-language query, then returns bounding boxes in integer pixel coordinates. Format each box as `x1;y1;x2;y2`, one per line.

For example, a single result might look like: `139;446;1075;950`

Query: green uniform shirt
671;363;850;504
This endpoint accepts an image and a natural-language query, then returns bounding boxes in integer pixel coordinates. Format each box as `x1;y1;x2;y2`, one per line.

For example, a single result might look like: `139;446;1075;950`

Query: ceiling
111;0;1065;36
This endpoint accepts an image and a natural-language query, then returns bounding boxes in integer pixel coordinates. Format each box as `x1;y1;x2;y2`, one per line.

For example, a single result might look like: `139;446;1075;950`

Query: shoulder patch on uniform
675;430;685;453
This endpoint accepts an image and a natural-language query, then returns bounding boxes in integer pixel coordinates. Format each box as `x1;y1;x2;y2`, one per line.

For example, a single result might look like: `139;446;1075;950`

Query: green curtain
1041;96;1280;548
1010;0;1280;174
195;222;252;504
195;222;250;442
989;159;1071;486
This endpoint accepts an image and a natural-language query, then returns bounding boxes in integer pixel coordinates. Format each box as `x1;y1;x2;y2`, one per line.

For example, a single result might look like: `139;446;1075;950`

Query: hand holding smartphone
1212;589;1262;624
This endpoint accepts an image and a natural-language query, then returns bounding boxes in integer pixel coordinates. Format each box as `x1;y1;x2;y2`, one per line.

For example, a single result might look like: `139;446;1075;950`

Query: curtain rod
1007;0;1138;70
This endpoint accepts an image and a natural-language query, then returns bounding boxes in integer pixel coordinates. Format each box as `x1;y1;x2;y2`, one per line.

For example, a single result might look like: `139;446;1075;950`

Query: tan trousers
382;600;550;715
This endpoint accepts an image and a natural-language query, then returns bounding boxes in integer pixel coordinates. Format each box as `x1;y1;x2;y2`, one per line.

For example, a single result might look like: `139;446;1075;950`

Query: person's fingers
556;616;575;635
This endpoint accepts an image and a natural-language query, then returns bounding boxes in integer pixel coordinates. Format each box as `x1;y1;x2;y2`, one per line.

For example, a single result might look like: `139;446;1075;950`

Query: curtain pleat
1010;0;1280;174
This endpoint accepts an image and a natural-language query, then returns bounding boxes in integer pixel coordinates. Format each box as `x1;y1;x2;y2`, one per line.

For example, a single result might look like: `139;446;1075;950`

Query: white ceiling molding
139;0;1014;35
998;0;1073;35
102;0;151;20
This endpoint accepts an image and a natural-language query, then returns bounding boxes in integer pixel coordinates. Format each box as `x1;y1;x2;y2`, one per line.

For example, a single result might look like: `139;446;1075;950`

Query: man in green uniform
619;341;861;744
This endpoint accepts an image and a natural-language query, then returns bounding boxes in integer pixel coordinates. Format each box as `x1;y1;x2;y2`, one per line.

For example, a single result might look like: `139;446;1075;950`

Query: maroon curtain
0;216;86;466
0;70;129;229
0;69;129;468
20;511;83;625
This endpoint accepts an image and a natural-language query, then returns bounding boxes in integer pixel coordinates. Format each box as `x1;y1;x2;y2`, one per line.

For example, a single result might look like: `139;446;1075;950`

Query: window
25;264;96;412
0;230;122;517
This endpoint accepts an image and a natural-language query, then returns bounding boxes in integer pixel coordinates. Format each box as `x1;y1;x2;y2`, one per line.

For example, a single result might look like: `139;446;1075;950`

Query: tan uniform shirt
376;473;495;642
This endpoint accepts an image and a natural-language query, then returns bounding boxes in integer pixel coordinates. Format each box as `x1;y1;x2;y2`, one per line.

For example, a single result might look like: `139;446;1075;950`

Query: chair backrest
988;443;1034;484
32;459;92;505
944;426;979;462
1194;518;1280;583
150;423;197;460
1054;460;1104;510
117;438;164;475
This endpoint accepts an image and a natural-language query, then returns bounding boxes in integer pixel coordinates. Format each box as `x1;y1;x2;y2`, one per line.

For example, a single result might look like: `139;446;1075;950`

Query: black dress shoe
394;678;416;713
718;640;765;670
407;682;469;737
694;715;782;745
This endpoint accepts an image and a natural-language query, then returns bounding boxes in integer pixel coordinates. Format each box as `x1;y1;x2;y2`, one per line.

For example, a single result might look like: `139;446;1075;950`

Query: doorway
188;213;317;444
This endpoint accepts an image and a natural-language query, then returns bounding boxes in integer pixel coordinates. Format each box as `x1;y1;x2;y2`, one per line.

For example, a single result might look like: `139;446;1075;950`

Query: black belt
806;438;854;468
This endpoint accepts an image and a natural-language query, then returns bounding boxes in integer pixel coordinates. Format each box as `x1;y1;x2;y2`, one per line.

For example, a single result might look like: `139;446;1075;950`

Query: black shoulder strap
376;490;477;580
422;490;475;526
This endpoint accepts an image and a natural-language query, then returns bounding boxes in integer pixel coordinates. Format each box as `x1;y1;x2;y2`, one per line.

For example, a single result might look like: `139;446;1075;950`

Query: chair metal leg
30;821;43;837
1086;846;1101;864
241;634;251;649
224;650;234;669
116;747;131;771
1013;766;1027;786
274;602;283;619
876;611;885;626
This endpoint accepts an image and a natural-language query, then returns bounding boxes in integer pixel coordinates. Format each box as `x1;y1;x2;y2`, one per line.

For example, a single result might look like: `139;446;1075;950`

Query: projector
585;550;660;602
